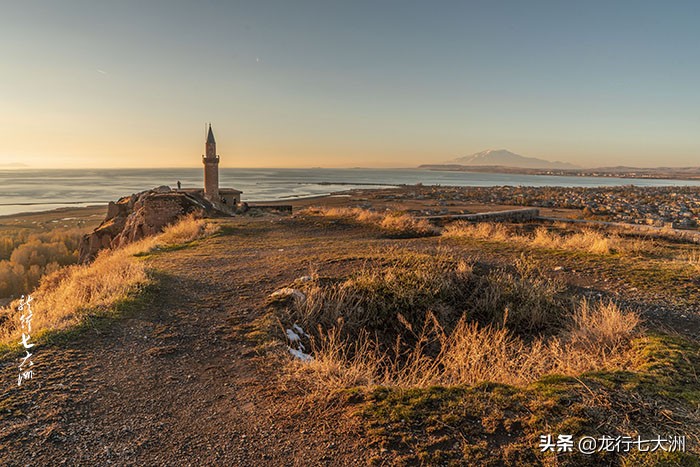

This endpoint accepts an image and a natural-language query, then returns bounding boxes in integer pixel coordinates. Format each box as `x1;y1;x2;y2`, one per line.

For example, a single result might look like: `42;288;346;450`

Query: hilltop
1;190;699;465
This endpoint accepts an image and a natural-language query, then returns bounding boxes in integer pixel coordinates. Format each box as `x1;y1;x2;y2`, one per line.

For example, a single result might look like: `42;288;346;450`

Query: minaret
202;124;219;201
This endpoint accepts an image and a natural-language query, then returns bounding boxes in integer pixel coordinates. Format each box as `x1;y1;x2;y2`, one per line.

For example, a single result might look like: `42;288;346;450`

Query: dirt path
1;218;368;466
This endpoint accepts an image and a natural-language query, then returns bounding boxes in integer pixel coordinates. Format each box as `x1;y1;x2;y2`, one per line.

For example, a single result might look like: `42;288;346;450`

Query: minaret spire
207;123;216;144
203;123;219;201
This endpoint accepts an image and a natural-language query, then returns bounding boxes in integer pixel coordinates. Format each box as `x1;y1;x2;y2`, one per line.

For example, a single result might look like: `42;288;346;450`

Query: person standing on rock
177;181;181;190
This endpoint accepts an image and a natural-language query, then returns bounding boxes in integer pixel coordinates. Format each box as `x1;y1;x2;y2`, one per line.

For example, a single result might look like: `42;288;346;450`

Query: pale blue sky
1;1;699;168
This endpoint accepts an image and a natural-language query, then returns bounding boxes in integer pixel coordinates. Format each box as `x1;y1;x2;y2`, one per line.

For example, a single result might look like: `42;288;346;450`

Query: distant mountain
450;149;579;170
0;162;29;168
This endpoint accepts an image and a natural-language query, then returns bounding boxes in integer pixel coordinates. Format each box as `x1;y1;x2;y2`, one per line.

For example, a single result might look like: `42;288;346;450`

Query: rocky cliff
79;187;216;263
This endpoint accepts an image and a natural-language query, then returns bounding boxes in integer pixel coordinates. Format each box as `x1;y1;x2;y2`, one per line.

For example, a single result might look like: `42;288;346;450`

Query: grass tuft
302;207;438;238
444;221;650;256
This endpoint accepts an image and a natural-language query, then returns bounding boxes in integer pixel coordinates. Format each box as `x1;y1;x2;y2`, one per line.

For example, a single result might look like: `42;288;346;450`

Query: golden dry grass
442;221;511;242
283;251;641;393
680;251;700;273
302;206;437;238
0;216;217;347
568;298;641;355
532;226;620;254
158;213;220;244
288;300;640;391
444;221;650;255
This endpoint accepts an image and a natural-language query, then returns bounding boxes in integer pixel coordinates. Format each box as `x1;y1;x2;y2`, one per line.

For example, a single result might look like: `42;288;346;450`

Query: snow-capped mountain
451;149;579;169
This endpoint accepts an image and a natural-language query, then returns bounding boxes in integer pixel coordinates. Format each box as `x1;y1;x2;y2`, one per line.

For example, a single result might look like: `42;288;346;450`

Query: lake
1;167;700;216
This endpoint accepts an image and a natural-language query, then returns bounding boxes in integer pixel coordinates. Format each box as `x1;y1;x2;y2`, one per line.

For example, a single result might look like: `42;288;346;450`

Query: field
1;199;699;465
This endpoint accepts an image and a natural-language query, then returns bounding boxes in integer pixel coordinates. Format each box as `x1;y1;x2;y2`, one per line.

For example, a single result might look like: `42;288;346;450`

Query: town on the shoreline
355;185;700;230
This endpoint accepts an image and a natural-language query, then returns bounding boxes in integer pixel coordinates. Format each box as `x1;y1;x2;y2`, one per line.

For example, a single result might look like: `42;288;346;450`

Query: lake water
1;167;700;216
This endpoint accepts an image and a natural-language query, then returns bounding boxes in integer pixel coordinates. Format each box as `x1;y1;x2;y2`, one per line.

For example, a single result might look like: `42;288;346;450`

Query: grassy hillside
1;207;698;465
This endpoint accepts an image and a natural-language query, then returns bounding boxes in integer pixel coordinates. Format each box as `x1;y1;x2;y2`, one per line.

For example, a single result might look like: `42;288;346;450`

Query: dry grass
532;226;621;254
292;250;564;338
680;251;700;272
568;298;641;355
282;251;641;393
302;207;437;238
289;252;474;336
0;216;217;347
444;221;649;255
288;300;640;390
158;213;220;244
442;221;511;242
475;257;565;331
288;253;565;337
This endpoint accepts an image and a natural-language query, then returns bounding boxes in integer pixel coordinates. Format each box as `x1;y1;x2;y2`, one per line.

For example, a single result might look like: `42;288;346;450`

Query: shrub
567;299;640;355
292;253;473;338
681;251;700;273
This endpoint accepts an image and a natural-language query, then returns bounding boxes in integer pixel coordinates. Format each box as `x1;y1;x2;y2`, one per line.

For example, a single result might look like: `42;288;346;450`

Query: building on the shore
182;124;241;206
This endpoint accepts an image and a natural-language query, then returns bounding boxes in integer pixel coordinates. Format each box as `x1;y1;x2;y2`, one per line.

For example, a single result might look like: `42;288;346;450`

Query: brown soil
0;217;375;466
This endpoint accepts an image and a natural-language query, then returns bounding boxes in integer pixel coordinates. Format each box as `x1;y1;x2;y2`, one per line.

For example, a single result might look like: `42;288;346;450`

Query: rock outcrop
79;187;217;263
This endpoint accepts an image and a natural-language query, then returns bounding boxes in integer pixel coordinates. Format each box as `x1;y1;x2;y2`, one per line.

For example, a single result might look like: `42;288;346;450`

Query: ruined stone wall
419;208;540;222
79;189;211;262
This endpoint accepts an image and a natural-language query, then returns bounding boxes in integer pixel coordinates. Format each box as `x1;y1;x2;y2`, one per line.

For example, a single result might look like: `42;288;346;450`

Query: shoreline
2;183;699;234
419;165;700;181
0;204;108;221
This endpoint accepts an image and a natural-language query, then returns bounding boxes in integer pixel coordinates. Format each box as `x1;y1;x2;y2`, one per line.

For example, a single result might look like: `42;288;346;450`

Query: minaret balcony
202;155;220;163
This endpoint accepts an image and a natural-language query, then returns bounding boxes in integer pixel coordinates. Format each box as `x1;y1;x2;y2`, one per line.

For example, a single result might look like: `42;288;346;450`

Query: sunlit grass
301;206;438;238
0;215;217;348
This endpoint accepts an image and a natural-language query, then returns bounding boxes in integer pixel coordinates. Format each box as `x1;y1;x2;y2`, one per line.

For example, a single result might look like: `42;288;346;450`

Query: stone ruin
78;186;219;263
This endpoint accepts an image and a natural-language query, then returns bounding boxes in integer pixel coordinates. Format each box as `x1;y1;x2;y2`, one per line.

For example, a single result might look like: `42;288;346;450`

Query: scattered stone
270;288;306;303
287;347;312;362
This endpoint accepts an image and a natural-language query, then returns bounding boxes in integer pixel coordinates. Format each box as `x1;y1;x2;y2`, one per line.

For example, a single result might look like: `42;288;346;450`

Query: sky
1;0;700;169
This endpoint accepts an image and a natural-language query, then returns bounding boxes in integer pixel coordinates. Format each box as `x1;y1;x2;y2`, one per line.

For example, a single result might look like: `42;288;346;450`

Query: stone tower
202;124;219;201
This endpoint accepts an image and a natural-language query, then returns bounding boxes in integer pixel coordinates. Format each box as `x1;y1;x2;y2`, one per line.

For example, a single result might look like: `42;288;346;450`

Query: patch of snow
286;328;301;343
288;347;313;362
292;324;309;338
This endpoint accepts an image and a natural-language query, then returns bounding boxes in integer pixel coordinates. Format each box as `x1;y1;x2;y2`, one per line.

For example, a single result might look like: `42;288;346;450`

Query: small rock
270;288;306;303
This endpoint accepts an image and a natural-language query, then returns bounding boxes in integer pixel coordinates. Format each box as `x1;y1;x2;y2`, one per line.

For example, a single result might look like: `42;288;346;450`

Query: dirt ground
1;216;378;465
